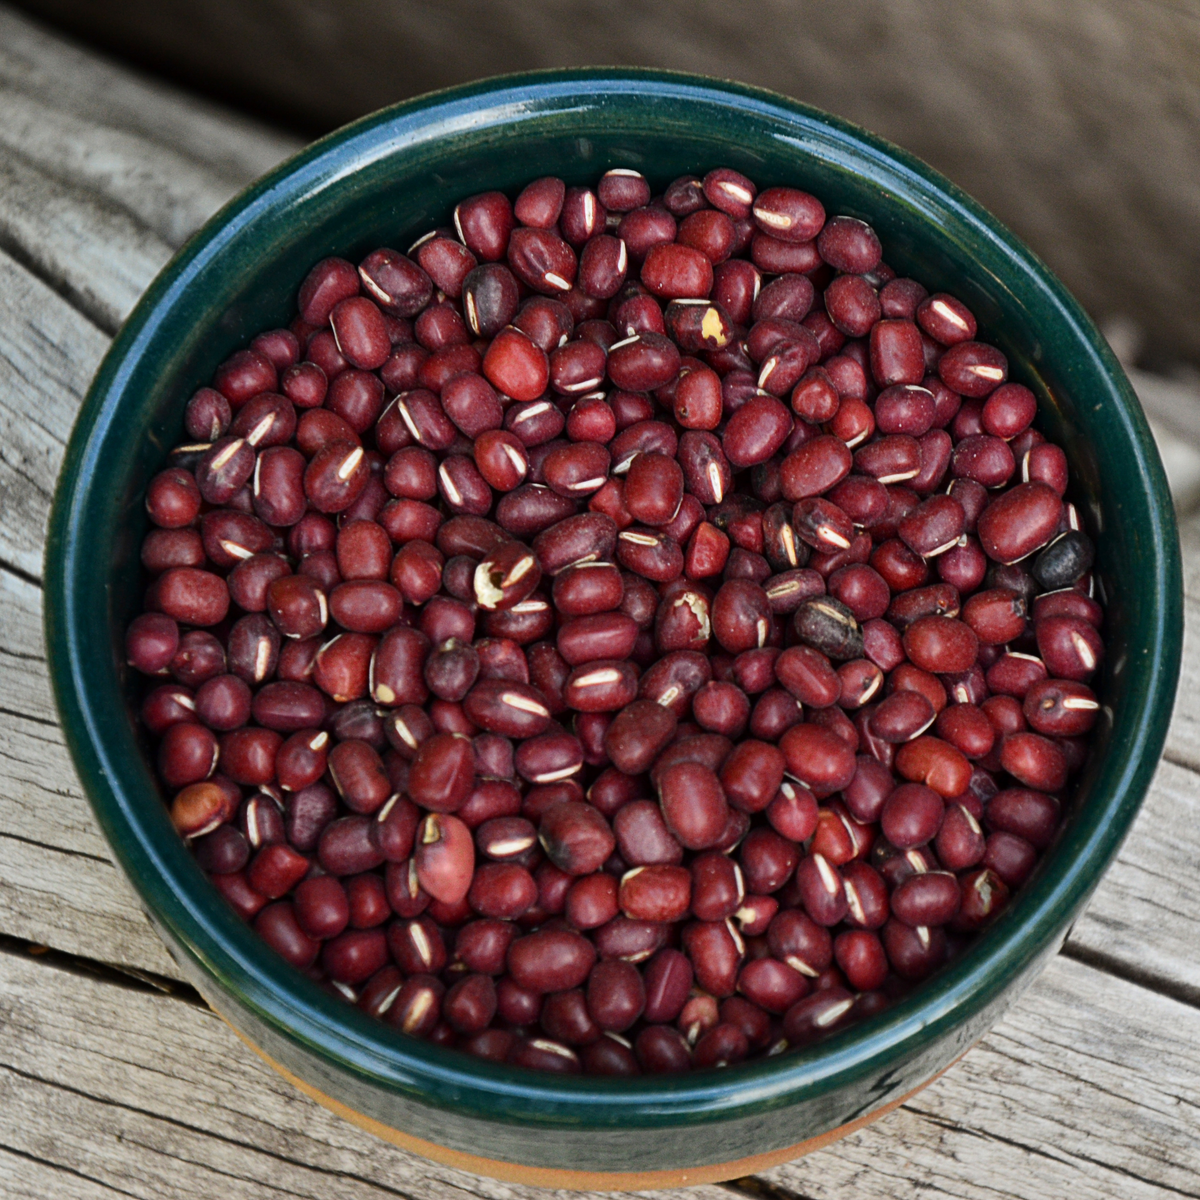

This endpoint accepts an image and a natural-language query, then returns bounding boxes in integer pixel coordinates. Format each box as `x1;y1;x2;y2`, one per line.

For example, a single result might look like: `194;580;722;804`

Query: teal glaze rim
46;69;1182;1131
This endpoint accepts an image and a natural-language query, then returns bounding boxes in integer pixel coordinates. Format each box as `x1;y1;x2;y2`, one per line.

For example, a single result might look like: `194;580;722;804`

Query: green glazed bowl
45;70;1181;1188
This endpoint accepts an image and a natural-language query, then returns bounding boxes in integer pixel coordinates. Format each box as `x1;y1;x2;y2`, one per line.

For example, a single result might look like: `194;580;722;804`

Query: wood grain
0;5;298;189
768;955;1200;1198
0;248;106;578
10;0;1200;370
3;944;1197;1200
0;5;1197;1192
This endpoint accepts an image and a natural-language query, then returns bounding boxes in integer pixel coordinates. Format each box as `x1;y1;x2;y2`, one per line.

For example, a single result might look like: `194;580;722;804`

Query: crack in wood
0;1140;143;1198
0;934;202;1001
723;1176;818;1200
0;830;110;866
0;554;43;588
0;1057;429;1200
1061;942;1200;1010
0;225;117;336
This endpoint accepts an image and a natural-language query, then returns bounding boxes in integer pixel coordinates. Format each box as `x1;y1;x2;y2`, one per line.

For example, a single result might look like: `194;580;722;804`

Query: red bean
938;341;1007;397
414;813;474;903
508;928;597;993
1036;614;1104;680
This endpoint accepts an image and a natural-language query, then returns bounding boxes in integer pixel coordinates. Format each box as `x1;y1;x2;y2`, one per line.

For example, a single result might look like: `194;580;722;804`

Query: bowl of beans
45;70;1181;1188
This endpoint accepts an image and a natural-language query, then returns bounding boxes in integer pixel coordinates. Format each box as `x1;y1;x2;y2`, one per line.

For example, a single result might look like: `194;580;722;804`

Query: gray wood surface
13;0;1200;369
1;5;1198;1195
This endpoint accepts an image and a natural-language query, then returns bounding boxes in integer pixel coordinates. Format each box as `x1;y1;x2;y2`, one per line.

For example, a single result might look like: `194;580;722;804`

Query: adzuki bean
130;162;1102;1075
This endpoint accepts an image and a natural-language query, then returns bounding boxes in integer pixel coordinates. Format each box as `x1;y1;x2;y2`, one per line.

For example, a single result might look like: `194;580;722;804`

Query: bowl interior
46;70;1181;1127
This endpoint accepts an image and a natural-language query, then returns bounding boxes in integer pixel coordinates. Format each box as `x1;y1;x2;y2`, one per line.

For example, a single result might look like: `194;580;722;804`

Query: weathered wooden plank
3;944;1197;1200
0;564;53;725
1161;512;1200;773
0;87;295;250
770;954;1200;1199
0;248;107;578
1146;414;1200;516
0;948;725;1200
0;836;178;978
0;1148;128;1200
1131;365;1200;449
0;148;173;332
0;5;298;189
1066;758;1200;1004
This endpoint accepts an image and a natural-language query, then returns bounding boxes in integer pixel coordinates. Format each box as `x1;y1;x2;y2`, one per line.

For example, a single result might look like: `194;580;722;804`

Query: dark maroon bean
881;918;947;981
612;800;684;869
230;393;297;452
560;871;616;930
508;928;597;993
126;611;181;675
689;681;748;737
974;480;1060;564
1035;614;1103;681
441;974;497;1036
630;242;710;303
403;732;473;813
789;852;847;927
140;527;206;575
687;1022;746;1069
881;782;944;849
911;292;975;344
737;956;809;1014
938;341;1007;397
681;853;742;926
450;191;512;262
634;1024;692;1073
580;1035;640;1076
538;801;615;876
739;827;799;894
600;698;675;775
764;912;830;985
255;902;319;969
583;959;645;1033
412;230;476;296
468;862;538;919
296;256;356;324
184;386;231;442
382;973;444;1037
514;175;566;227
482;326;550;402
531;513;617;578
538;987;601;1047
192;674;251;731
141;683;199;736
699;168;754;218
869;321;926;388
450;919;515;976
245;839;308;899
681;919;744;998
890;870;961;927
507;227;577;295
420;637;478;704
322;927;389;985
657;761;728;851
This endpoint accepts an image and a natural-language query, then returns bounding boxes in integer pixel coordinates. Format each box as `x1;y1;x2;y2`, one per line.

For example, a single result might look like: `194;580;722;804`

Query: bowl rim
45;66;1182;1127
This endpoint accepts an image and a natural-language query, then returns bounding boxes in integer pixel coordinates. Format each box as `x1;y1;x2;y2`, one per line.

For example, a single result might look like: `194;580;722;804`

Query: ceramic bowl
45;70;1181;1189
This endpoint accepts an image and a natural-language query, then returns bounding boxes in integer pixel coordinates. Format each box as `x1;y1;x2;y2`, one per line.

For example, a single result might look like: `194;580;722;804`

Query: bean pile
125;166;1104;1075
